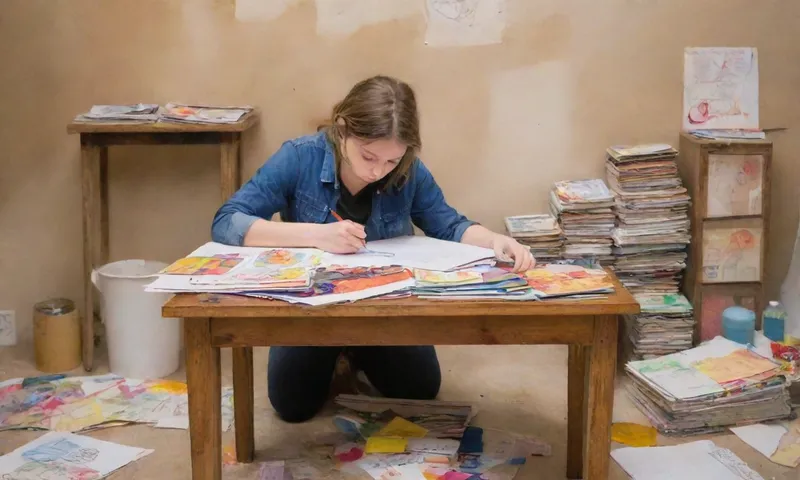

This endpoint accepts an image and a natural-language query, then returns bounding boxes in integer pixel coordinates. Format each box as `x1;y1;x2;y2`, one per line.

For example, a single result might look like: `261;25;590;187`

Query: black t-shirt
335;177;387;225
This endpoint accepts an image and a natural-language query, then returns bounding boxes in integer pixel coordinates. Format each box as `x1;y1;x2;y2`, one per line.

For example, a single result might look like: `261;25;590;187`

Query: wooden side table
67;111;260;371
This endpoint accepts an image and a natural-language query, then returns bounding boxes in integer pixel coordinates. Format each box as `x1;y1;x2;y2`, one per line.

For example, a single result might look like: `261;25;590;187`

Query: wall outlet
0;311;16;346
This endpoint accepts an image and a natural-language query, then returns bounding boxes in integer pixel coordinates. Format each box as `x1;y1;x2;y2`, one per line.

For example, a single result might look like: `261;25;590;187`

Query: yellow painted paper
770;443;800;468
693;349;777;384
611;422;657;447
149;380;188;394
377;417;429;438
365;436;408;454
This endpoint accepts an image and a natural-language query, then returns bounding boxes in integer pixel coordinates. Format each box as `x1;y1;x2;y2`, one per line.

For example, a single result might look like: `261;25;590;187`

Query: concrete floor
0;344;797;479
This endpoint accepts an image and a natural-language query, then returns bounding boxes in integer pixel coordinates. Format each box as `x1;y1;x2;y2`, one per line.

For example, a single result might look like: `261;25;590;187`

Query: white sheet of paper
0;432;153;478
406;438;460;455
323;235;495;271
155;416;190;429
611;440;764;480
730;423;789;459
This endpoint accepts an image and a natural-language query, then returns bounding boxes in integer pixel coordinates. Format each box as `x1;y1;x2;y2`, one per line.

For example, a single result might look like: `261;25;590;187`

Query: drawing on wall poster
425;0;505;47
683;47;759;130
706;155;763;218
702;227;762;283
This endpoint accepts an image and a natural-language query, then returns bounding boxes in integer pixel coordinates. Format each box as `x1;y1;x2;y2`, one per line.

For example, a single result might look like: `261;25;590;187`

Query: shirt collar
320;134;338;187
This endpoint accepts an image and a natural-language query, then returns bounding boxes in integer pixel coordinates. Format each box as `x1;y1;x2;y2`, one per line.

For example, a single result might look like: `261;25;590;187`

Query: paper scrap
770;443;800;468
730;423;787;459
407;438;460;455
611;440;764;480
259;460;289;480
334;442;364;462
365;436;408;454
378;417;429;438
611;422;658;447
425;0;506;47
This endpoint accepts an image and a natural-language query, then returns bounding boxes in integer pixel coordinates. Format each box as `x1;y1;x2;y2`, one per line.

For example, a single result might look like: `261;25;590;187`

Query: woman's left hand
492;235;536;272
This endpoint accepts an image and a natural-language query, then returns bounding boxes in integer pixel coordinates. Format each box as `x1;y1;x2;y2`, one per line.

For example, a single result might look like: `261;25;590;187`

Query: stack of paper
504;214;564;262
73;103;160;123
606;144;691;294
413;267;534;300
549;179;616;264
517;263;615;300
625;337;793;436
626;293;695;359
161;103;252;124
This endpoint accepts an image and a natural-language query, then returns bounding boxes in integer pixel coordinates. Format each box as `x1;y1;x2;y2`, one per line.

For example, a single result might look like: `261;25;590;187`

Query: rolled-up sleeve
409;159;477;242
211;142;300;246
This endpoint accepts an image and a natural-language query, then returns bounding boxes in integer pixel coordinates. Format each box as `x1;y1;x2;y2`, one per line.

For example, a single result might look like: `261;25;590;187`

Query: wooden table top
162;270;639;319
66;109;260;134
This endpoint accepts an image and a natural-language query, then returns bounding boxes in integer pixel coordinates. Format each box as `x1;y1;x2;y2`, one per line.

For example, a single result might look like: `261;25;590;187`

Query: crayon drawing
702;227;761;283
160;255;243;275
683;47;759;130
707;155;763;217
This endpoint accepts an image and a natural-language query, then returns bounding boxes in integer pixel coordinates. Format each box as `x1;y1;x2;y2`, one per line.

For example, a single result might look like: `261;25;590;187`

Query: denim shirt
211;131;476;246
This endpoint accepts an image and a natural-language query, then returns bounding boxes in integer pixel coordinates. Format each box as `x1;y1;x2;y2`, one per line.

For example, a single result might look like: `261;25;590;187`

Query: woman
211;75;535;422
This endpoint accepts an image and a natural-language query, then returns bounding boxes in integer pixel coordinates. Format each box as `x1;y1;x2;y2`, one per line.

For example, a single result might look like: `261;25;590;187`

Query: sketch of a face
431;0;479;21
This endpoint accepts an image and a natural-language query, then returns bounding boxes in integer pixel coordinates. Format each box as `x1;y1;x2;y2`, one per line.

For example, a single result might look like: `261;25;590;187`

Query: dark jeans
267;345;441;423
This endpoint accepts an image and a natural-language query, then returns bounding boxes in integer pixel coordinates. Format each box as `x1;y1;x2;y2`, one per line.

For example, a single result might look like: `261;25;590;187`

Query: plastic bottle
722;306;756;346
762;301;786;342
780;217;800;346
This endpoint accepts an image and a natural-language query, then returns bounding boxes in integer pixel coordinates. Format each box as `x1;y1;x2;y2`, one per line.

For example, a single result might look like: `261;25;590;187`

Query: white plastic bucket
92;259;180;379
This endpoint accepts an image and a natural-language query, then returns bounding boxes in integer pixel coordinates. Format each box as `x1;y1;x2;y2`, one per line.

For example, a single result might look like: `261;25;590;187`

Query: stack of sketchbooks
73;104;160;123
626;293;695;359
625;336;793;436
606;144;691;294
503;214;564;262
549;179;615;264
160;103;253;124
413;267;533;300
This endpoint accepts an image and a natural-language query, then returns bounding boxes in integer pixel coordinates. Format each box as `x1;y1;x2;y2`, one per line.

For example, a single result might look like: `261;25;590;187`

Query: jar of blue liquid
762;301;786;342
722;306;756;345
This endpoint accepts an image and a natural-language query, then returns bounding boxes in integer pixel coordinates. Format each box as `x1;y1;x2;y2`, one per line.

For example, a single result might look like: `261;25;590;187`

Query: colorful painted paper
611;422;658;447
0;432;152;479
693;349;778;384
702;227;762;282
707;155;764;218
519;264;613;298
414;270;483;286
254;248;321;268
365;436;408;454
310;265;414;296
160;254;243;275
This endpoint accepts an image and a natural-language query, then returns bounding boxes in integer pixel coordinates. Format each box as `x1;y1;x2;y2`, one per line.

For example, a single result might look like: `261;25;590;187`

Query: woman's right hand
312;221;367;254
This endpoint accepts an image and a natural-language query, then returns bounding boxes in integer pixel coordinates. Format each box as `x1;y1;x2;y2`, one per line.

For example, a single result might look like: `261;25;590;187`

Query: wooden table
67;112;259;372
162;272;639;480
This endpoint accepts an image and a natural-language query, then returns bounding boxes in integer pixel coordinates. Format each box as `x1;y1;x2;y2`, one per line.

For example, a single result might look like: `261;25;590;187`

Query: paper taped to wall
425;0;506;47
315;0;422;36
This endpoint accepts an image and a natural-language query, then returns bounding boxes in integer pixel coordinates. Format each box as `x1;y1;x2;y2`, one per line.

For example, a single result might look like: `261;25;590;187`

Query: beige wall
2;0;799;346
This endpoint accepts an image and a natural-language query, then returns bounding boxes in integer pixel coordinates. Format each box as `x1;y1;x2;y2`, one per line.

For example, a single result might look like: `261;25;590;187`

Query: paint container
33;298;81;373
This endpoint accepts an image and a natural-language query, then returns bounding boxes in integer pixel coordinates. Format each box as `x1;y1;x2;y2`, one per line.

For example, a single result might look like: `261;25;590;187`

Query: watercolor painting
702;227;762;283
414;269;482;286
160;254;243;275
519;265;613;297
310;266;413;296
683;47;759;130
253;248;321;268
707;155;763;217
700;293;756;341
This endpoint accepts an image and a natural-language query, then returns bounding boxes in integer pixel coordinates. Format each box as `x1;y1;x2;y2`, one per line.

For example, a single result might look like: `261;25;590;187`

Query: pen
329;208;366;247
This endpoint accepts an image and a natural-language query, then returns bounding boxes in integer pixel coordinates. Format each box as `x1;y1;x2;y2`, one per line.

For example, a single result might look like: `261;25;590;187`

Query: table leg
232;346;255;462
585;315;619;479
567;344;587;479
186;318;222;480
80;141;104;372
220;132;241;201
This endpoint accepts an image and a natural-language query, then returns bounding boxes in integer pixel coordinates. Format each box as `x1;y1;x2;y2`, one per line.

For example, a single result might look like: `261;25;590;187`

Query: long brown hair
321;75;421;190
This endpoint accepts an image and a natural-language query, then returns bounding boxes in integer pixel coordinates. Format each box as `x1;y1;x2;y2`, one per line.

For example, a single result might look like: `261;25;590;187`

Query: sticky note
377;417;429;438
365;436;408;454
611;422;658;447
